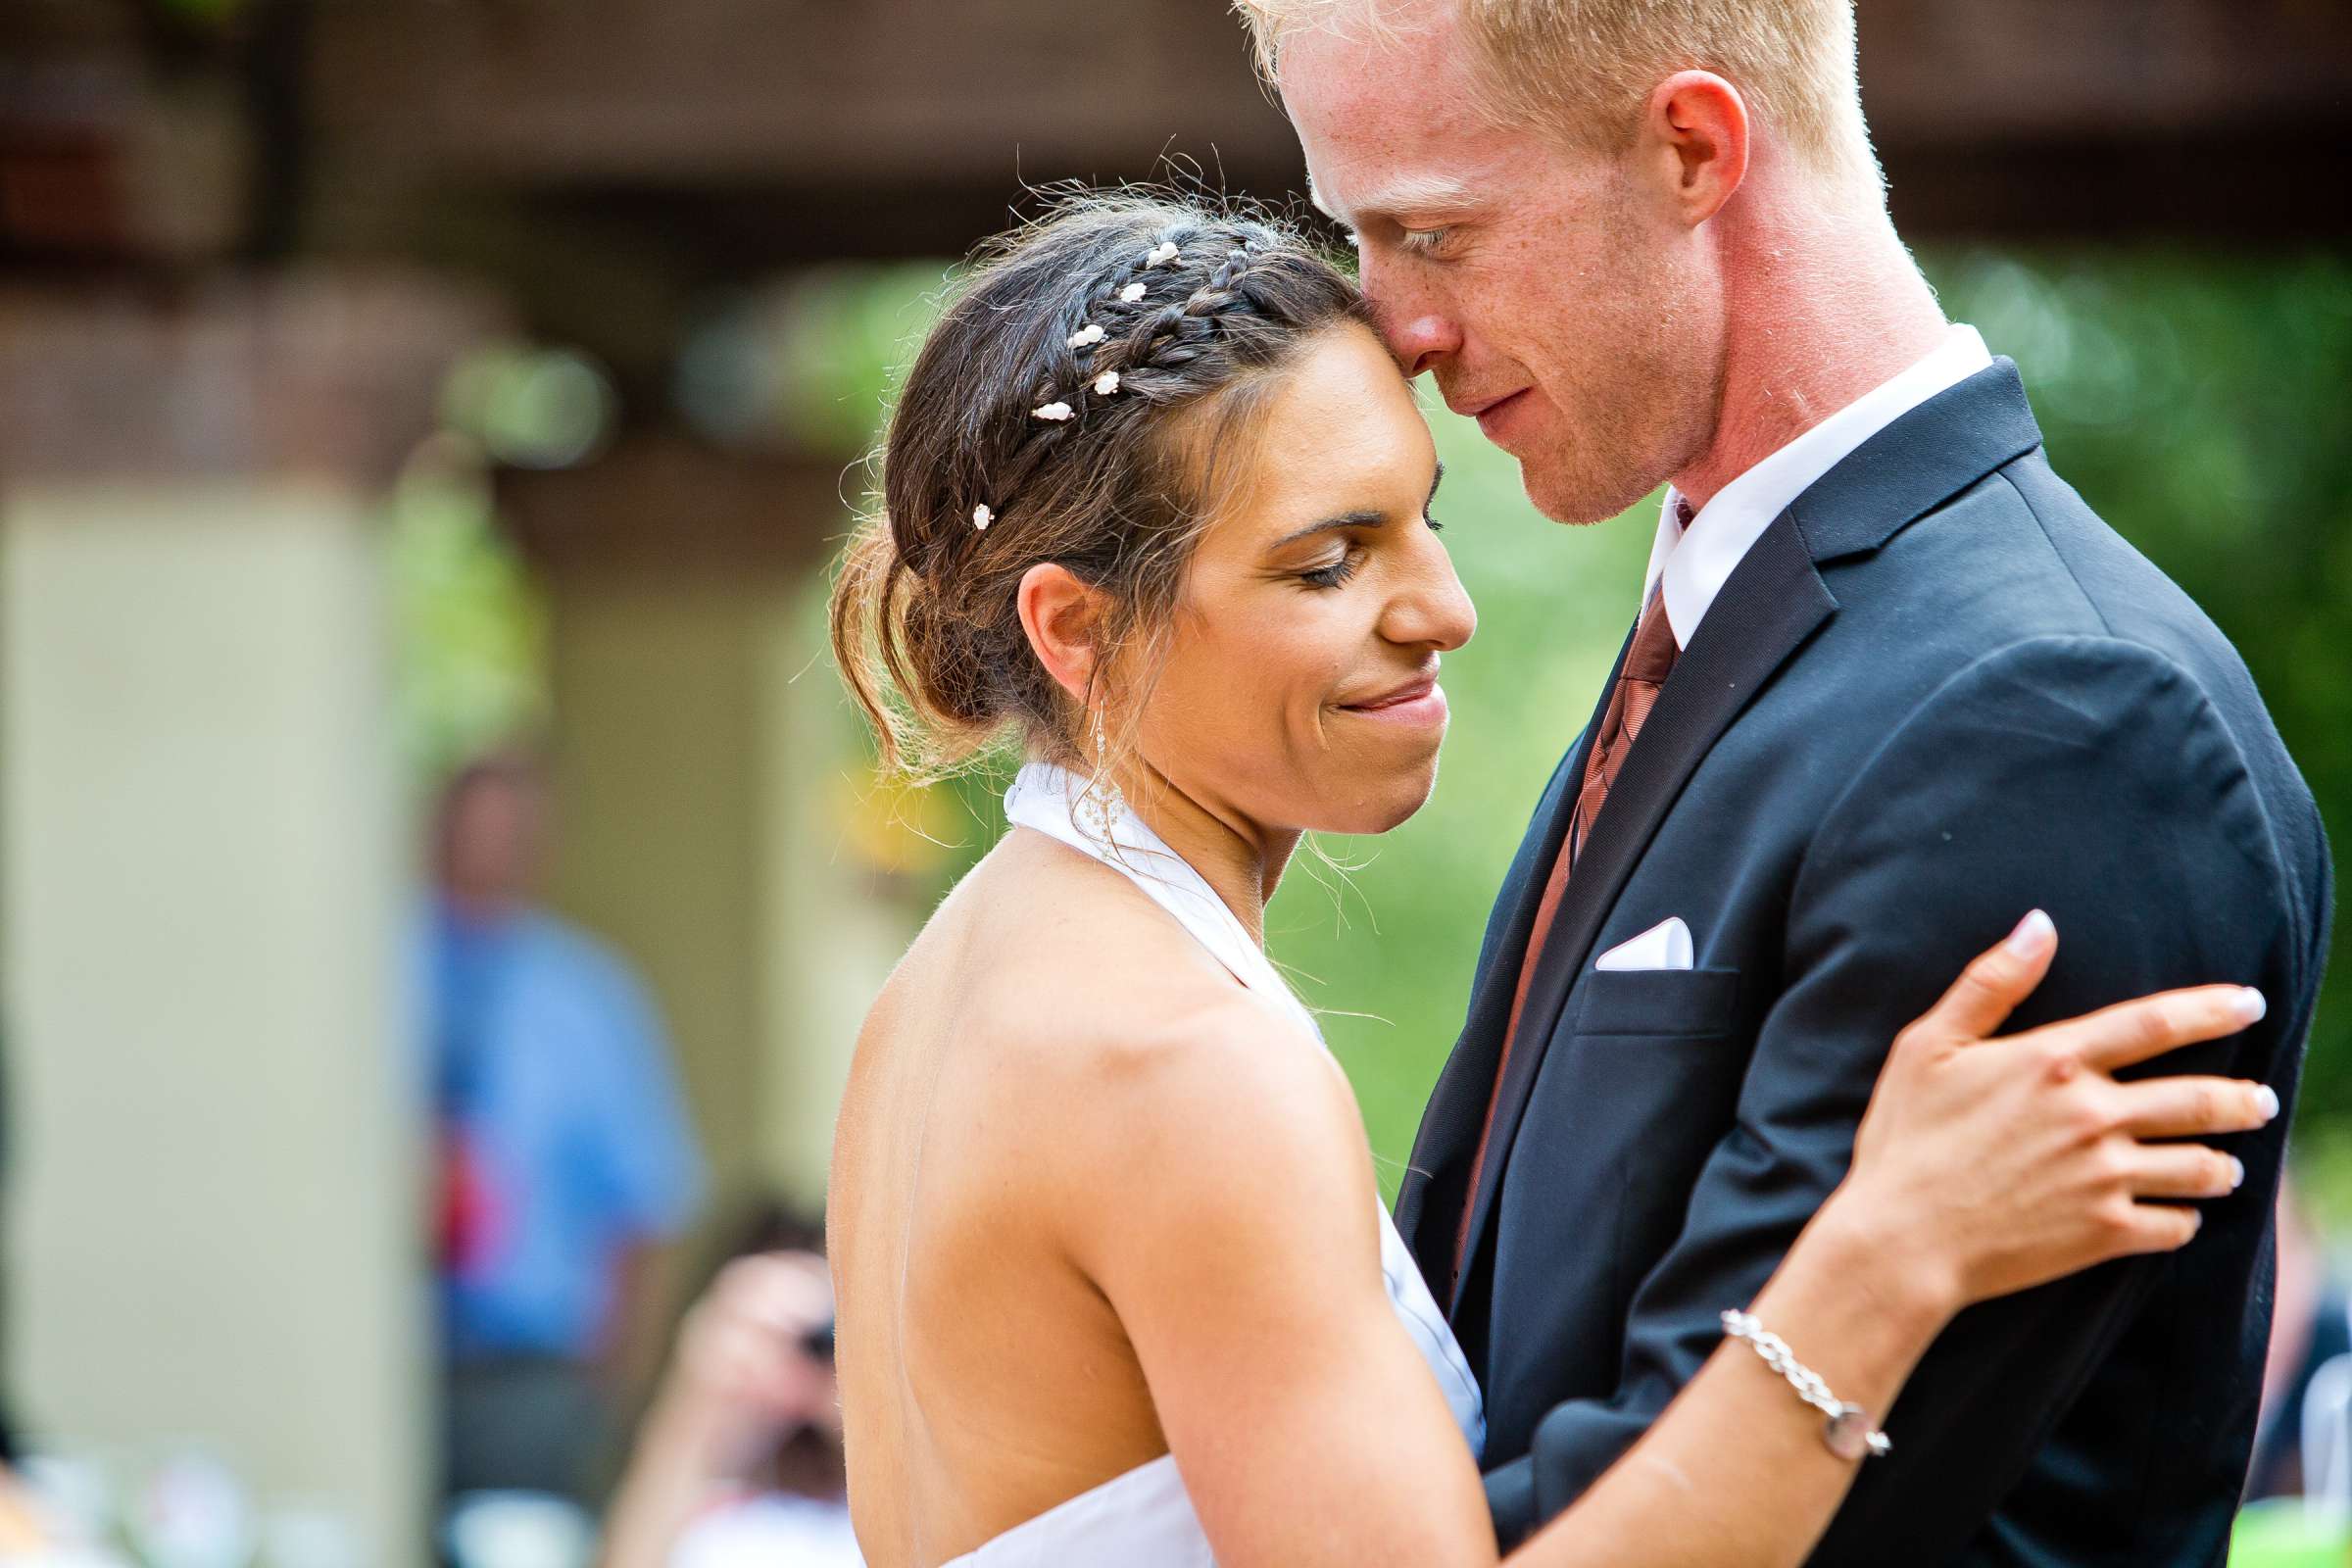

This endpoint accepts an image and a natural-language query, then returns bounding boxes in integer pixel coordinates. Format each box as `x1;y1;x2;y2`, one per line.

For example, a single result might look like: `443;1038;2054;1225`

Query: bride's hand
1840;909;2277;1313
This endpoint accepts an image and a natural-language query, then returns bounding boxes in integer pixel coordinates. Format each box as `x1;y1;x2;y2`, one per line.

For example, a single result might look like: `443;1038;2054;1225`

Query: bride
823;197;2278;1568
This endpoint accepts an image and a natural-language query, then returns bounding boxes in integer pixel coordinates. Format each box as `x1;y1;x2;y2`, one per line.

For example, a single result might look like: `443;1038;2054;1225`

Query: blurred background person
601;1207;856;1568
424;747;708;1509
2246;1168;2352;1502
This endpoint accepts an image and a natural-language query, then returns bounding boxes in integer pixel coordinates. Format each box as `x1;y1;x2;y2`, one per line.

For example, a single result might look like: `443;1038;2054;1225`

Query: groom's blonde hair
1238;0;1877;189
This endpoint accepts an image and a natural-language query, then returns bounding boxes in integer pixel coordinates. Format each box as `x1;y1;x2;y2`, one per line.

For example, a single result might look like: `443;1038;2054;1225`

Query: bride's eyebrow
1268;464;1446;550
1271;509;1386;550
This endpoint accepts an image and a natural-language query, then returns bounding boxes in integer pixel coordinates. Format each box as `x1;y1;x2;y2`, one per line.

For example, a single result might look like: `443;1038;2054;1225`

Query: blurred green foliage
384;438;552;788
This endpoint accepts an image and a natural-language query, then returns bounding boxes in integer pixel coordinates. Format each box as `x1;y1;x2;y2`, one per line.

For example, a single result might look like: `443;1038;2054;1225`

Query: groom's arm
1486;636;2306;1557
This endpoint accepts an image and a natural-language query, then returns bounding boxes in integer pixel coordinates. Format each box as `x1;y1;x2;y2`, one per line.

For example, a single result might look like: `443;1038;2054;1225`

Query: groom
1249;1;2332;1562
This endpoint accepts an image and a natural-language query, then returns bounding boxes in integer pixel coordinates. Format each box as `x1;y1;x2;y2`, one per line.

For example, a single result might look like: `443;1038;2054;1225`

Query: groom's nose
1375;304;1462;379
1361;263;1462;376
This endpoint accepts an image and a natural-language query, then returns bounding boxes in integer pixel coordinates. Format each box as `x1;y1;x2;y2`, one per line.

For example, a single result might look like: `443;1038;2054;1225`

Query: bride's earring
1078;706;1125;840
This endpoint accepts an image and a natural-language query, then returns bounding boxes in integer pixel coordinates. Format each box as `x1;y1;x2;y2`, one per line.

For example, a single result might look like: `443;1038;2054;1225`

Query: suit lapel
1395;619;1633;1285
1449;517;1837;1315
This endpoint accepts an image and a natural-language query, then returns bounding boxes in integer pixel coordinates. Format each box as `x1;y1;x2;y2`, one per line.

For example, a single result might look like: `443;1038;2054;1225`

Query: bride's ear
1017;562;1106;704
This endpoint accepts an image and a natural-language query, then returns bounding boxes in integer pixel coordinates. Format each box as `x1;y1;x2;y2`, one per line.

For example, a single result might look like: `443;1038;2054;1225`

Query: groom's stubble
1505;169;1728;529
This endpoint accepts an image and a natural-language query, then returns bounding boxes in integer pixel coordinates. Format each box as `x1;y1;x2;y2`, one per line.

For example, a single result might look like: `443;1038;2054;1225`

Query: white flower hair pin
971;504;994;531
1032;401;1074;422
1119;282;1148;303
1068;323;1106;349
1146;241;1181;268
1093;370;1121;396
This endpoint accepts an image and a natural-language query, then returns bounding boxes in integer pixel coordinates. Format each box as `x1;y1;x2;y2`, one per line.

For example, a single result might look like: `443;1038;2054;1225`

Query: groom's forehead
1277;4;1481;123
1282;26;1501;197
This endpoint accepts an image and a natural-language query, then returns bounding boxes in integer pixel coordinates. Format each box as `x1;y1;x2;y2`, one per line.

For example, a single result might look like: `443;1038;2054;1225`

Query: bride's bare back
829;830;1286;1567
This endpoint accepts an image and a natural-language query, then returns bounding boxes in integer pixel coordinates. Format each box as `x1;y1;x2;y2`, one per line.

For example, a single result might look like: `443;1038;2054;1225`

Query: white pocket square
1594;917;1695;972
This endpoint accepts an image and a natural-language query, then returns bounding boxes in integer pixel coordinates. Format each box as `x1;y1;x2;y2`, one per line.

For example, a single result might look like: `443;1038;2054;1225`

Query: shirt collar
1643;324;1994;648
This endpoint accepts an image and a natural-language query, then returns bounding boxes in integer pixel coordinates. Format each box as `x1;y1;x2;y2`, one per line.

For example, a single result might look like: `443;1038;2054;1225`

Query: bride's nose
1380;559;1477;653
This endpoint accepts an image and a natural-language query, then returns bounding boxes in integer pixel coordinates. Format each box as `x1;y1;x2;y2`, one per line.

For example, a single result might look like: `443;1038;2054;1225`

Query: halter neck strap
1002;762;1320;1044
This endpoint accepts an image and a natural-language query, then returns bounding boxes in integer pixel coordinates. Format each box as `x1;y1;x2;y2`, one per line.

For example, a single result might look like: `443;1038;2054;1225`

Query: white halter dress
942;763;1486;1567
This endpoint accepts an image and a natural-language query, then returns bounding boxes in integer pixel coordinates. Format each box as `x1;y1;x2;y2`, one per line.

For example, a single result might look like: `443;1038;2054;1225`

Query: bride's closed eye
1300;514;1443;588
1299;550;1365;590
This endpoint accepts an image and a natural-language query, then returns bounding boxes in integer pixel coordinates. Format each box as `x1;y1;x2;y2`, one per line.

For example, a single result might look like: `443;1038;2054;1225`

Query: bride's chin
1308;762;1444;838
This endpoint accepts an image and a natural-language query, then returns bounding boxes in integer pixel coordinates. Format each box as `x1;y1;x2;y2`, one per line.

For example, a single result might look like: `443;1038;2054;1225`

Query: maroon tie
1452;588;1682;1283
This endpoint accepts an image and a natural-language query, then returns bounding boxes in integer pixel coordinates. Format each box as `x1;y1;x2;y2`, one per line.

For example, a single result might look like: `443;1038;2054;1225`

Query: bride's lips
1338;671;1448;728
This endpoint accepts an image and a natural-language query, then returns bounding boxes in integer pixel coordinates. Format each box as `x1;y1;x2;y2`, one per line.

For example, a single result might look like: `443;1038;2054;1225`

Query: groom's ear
1642;70;1750;227
1017;562;1108;703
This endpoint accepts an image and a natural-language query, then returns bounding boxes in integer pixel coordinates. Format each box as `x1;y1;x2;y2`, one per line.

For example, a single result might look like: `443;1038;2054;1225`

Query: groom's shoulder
1833;447;2323;873
1851;445;2262;718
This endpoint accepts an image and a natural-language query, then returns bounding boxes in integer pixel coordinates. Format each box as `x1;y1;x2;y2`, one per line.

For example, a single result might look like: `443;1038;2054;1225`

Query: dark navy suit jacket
1397;362;2332;1565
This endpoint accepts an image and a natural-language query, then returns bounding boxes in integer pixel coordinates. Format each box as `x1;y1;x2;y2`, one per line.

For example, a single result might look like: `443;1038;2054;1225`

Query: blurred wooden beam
1857;0;2351;148
493;431;854;580
308;0;2352;188
0;271;500;484
1886;131;2339;242
306;0;1298;191
301;0;2352;241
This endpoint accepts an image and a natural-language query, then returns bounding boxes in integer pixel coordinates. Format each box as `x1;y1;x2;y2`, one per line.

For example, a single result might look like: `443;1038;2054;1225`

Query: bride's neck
1102;760;1300;947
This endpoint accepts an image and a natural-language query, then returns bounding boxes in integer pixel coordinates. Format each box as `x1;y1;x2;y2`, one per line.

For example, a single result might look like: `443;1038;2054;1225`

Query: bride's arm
1070;918;2273;1568
1069;987;1499;1567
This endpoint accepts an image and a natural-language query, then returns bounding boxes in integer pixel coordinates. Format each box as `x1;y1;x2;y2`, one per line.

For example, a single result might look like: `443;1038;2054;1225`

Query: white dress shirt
1642;324;1995;649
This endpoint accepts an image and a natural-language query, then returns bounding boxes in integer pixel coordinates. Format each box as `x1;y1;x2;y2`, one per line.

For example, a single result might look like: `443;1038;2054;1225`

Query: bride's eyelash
1301;517;1441;587
1300;555;1361;590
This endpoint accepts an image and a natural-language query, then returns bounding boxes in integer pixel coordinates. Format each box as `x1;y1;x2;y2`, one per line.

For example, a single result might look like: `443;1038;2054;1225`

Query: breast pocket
1573;965;1741;1039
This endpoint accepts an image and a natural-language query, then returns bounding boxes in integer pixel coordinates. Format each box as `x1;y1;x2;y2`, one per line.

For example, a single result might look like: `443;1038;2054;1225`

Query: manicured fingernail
2230;1155;2246;1191
2236;989;2268;1025
2004;909;2055;957
2255;1085;2280;1122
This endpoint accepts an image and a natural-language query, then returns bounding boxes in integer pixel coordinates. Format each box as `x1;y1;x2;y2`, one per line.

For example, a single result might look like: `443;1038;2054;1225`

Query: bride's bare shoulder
889;831;1381;1301
954;832;1359;1141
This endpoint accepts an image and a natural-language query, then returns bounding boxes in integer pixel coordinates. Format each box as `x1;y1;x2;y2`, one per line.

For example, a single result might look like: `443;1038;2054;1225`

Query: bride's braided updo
830;194;1367;775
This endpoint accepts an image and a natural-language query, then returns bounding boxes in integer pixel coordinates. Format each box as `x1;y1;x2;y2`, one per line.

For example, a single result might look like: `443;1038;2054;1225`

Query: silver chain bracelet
1721;1308;1892;1461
